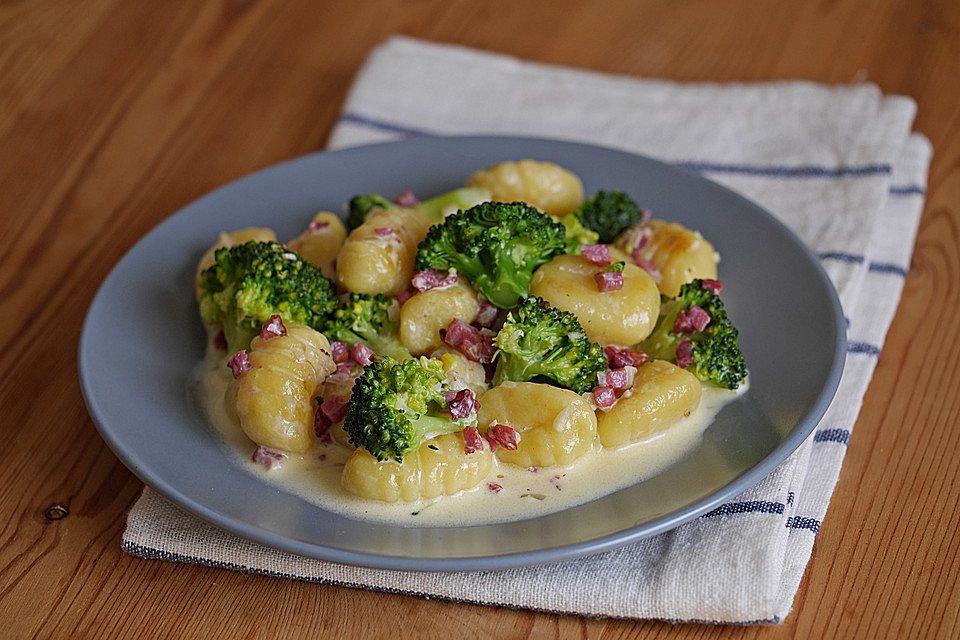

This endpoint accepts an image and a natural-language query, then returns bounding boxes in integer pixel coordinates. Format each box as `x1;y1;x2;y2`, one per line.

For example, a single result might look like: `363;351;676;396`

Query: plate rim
79;134;847;571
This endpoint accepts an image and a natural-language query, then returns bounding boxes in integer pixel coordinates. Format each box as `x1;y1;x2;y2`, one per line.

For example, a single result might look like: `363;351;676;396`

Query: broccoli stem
417;188;491;224
223;316;259;354
368;335;413;361
410;413;465;448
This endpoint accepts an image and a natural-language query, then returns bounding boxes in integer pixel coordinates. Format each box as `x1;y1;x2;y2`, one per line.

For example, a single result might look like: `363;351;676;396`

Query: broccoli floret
198;241;337;352
573;190;645;244
347;194;393;230
415;202;566;309
492;297;606;394
343;357;468;462
558;213;600;254
326;293;411;360
346;188;491;230
635;279;747;389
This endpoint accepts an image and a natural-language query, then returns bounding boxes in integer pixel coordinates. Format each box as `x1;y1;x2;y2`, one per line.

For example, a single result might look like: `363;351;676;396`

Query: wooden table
2;1;957;637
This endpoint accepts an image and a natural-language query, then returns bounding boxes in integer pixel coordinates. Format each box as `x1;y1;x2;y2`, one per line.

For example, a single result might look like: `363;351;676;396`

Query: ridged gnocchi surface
478;381;597;467
597;360;701;448
399;281;481;355
626;219;718;297
195;227;276;299
336;207;432;295
233;323;336;453
288;212;347;280
341;433;493;502
529;254;660;345
467;160;584;217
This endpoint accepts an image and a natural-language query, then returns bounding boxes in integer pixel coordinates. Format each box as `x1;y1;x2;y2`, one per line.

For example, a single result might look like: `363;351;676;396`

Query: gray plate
79;136;845;571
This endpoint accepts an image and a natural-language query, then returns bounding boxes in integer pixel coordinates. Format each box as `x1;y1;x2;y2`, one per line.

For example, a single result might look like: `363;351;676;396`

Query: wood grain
1;0;957;637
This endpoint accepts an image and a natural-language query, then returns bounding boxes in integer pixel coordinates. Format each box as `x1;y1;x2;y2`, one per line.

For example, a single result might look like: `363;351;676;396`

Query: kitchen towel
123;36;932;623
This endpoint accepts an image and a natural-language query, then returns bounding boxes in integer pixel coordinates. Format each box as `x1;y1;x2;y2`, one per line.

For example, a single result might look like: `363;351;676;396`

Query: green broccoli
558;213;600;254
198;241;337;352
492;297;606;394
346;187;491;230
347;194;393;230
343;357;469;462
415;202;566;309
573;190;646;244
325;293;411;360
635;279;747;389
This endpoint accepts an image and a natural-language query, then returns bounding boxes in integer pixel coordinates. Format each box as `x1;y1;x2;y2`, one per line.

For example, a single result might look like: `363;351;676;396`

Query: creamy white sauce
197;345;745;528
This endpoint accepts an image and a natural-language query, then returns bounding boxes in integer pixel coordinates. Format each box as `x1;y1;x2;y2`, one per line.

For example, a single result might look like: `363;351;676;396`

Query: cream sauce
196;345;744;528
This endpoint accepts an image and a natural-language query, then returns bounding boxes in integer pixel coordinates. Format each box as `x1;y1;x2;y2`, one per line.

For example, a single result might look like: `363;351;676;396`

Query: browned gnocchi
529;254;661;345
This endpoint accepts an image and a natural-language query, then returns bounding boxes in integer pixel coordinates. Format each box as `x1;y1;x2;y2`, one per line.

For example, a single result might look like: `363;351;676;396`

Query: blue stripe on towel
868;261;909;277
340;112;434;137
673;161;891;178
814;428;851;445
818;251;865;264
338;112;897;180
888;184;926;196
702;500;785;518
847;342;881;356
786;516;821;533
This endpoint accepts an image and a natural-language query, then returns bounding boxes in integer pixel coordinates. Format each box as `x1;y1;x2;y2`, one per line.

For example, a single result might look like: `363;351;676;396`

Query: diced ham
394;190;418;207
411;269;458;293
489;424;520;450
227;350;251;378
487;482;503;493
307;219;330;233
673;305;711;334
213;330;227;350
443;319;495;363
334;361;356;377
641;209;652;225
320;396;348;423
251;446;286;470
484;433;499;452
443;388;480;419
595;271;624;292
604;368;631;390
593;385;617;408
374;227;394;237
633;256;662;283
603;345;648;368
676;337;694;369
396;289;413;306
330;340;350;363
350;342;375;367
462;426;484;454
701;279;724;294
314;406;332;437
259;314;286;340
581;244;612;266
474;299;499;329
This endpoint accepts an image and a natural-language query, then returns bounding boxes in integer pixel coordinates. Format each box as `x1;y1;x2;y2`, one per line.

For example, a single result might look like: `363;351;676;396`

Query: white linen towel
122;36;931;623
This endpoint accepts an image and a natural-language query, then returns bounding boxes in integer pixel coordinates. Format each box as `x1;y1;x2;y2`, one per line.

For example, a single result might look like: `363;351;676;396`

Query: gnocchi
619;219;718;297
232;323;335;453
477;382;597;467
467;160;583;217
341;433;493;502
336;207;431;295
288;212;347;280
400;281;481;355
597;360;701;448
530;254;661;345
